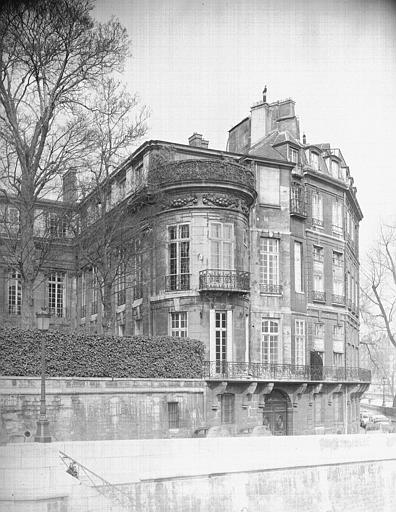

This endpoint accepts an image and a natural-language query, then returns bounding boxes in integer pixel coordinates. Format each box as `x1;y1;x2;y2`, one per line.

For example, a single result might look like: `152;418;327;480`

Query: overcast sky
94;0;396;264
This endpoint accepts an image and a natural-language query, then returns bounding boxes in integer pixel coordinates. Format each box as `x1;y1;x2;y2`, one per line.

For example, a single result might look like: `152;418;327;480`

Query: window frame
294;241;303;293
8;269;21;315
48;271;65;317
170;311;188;337
209;221;234;270
261;318;280;364
295;319;306;365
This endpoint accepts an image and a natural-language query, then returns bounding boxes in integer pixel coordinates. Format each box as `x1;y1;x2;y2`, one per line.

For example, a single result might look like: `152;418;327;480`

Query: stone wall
1;434;396;512
0;377;206;443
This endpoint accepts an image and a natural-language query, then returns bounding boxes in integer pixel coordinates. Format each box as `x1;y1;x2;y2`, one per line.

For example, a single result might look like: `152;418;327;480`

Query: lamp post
382;377;387;408
34;309;52;443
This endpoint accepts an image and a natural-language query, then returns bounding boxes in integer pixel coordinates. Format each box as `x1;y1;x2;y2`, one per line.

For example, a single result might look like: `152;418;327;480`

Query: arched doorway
310;351;323;380
262;390;291;436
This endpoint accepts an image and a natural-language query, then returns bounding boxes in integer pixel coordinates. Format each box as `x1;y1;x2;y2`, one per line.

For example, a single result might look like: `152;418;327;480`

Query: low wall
1;434;396;512
0;377;206;443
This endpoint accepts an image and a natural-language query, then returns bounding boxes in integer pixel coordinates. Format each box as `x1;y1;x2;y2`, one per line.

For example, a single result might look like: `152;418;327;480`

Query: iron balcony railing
202;361;371;383
312;290;326;302
199;269;250;292
332;294;345;305
165;274;191;292
290;198;307;217
260;283;283;295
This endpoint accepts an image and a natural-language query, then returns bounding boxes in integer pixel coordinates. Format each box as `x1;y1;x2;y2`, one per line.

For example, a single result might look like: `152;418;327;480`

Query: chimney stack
62;168;77;203
303;133;306;145
188;133;209;148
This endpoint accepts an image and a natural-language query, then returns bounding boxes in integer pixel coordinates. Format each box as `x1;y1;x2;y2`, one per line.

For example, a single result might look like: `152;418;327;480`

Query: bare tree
0;0;129;326
362;224;396;351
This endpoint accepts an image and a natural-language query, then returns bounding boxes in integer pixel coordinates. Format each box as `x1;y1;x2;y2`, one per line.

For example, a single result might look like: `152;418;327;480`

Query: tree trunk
102;280;114;335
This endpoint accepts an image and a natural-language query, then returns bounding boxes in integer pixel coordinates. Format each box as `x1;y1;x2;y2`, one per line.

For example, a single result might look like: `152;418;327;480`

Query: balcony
199;269;250;293
290;198;307;217
332;294;345;306
202;361;371;383
165;274;191;292
312;218;324;228
312;290;326;302
260;284;283;295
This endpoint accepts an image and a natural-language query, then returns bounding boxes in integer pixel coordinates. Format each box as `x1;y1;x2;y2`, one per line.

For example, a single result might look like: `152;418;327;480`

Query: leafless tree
0;0;129;326
361;224;396;352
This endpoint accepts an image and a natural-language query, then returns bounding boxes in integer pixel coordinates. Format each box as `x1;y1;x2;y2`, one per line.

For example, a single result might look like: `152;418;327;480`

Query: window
47;212;67;238
262;319;279;364
132;239;142;300
295;320;305;365
91;268;98;315
260;238;279;293
118;177;126;200
289;147;299;164
116;255;126;306
210;222;234;269
80;271;87;318
291;183;305;213
333;393;343;422
332;252;344;298
294;241;303;293
48;272;65;317
168;402;180;429
333;352;344;367
168;224;190;291
258;166;280;205
310;152;319;170
313;246;324;292
170;312;188;337
221;393;235;424
135;164;143;189
330;159;339;179
312;192;323;226
8;269;21;315
314;394;325;425
333;324;344;340
332;201;343;237
215;311;227;371
0;205;20;234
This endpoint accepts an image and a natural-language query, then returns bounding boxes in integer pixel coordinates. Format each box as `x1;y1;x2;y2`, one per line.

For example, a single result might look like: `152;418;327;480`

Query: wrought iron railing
332;294;345;305
202;361;371;383
312;290;326;302
260;283;283;295
165;274;191;292
312;218;324;227
290;198;307;217
199;269;250;292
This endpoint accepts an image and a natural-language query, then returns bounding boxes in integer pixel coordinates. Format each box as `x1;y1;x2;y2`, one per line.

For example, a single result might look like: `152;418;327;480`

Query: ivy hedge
0;327;205;378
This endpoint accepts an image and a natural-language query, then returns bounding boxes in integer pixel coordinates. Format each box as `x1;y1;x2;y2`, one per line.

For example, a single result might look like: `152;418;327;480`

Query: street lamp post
382;377;387;408
34;309;52;443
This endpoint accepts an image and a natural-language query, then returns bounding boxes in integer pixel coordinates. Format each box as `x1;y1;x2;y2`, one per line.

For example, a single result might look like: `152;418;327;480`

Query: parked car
360;412;372;428
365;414;393;433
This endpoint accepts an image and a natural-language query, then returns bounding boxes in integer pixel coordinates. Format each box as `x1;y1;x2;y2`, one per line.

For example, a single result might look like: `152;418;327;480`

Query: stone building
0;92;370;435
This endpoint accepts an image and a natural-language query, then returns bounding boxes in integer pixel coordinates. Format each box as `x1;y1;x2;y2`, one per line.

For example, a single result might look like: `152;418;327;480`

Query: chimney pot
188;133;209;148
62;169;77;203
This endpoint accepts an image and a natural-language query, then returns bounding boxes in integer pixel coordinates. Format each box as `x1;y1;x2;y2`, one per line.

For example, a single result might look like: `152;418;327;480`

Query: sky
94;0;396;261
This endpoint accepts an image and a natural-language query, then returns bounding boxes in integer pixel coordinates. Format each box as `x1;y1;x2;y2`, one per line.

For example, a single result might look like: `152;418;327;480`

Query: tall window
47;212;67;238
215;311;227;371
313;246;324;292
330;159;339;179
116;253;126;306
310;152;319;170
314;323;325;352
221;393;235;424
168;224;190;291
210;222;233;269
48;272;65;317
312;192;323;226
8;269;21;315
170;312;188;337
332;252;344;297
260;238;279;293
294;241;303;293
0;205;20;234
289;147;299;163
80;271;87;318
168;402;180;429
332;201;343;236
132;239;142;300
295;320;305;365
91;268;98;315
333;393;343;423
262;319;279;364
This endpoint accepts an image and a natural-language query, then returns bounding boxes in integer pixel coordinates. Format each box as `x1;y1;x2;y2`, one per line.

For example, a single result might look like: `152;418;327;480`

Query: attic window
330;159;339;179
289;147;299;164
310;152;319;171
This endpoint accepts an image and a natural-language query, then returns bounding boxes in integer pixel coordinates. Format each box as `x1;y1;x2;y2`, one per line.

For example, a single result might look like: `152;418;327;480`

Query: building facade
0;93;370;435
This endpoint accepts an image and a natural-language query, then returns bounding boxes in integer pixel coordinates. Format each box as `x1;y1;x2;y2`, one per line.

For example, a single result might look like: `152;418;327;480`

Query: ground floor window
221;393;235;424
216;311;227;371
170;311;188;337
294;319;305;365
8;269;21;315
48;271;65;317
168;402;180;429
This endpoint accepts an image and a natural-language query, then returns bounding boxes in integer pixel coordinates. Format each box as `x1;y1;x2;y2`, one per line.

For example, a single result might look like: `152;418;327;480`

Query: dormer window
330;159;339;179
289;147;299;164
310;152;319;171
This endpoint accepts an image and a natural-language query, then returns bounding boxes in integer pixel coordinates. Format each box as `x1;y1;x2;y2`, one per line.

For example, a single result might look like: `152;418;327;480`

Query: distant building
0;93;370;435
